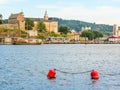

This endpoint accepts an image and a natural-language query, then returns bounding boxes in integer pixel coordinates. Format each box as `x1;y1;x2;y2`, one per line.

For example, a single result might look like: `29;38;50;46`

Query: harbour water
0;44;120;90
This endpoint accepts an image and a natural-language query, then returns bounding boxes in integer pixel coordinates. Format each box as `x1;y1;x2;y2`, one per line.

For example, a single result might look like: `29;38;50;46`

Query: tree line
80;30;103;40
0;14;4;24
53;18;113;35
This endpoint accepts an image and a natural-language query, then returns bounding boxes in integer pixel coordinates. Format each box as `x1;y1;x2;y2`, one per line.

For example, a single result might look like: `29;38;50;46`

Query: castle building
44;11;49;20
43;11;58;33
0;12;25;30
0;11;58;35
43;20;58;33
31;11;58;33
66;30;80;41
8;12;25;30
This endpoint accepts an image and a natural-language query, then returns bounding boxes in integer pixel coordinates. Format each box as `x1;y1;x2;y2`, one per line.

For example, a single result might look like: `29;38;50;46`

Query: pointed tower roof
44;10;48;20
44;10;48;16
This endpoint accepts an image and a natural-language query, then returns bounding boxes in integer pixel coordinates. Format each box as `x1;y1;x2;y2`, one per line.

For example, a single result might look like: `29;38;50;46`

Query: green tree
54;18;113;34
0;14;3;24
49;31;59;37
37;21;46;32
92;30;103;39
37;34;46;39
58;26;70;34
81;30;94;40
25;18;34;30
81;30;103;40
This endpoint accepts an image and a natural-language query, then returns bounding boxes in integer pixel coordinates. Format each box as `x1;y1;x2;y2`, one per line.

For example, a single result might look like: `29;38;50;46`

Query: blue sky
0;0;120;25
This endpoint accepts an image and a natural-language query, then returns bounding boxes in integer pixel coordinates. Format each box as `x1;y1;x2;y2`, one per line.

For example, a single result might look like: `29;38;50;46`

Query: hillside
53;18;113;35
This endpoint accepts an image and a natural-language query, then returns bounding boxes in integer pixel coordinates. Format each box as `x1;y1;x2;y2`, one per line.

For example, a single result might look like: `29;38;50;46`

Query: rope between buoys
55;68;91;74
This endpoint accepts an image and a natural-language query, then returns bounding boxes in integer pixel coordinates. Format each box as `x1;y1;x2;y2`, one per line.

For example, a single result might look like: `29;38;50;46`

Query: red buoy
47;69;56;79
91;70;99;80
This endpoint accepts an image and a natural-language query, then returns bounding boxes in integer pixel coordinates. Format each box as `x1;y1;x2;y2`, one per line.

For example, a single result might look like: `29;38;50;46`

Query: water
0;44;120;90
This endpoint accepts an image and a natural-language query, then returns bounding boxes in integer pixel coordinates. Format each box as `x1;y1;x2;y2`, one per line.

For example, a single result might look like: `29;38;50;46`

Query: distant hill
52;18;113;35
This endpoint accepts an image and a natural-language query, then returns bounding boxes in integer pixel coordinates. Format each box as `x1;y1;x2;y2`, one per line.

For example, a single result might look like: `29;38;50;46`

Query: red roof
109;35;120;38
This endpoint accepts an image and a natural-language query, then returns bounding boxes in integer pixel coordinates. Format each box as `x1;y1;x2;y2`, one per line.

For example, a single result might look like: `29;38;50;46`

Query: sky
0;0;120;25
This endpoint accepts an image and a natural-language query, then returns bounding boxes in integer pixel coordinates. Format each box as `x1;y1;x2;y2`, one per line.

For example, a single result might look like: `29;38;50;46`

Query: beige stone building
33;21;39;30
67;30;80;41
9;12;25;30
0;24;18;29
44;21;58;33
0;12;25;30
43;11;58;33
31;11;58;33
0;11;58;35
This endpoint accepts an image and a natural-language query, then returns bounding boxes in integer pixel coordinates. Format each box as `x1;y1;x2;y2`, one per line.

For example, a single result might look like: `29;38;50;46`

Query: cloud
35;5;58;9
13;0;26;2
112;0;120;2
0;0;26;4
95;0;120;2
1;0;120;25
0;0;7;4
50;5;120;25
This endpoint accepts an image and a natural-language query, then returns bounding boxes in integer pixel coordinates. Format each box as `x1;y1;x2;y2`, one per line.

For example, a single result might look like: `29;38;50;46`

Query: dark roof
43;20;57;22
109;35;120;38
25;17;57;22
25;18;43;21
9;14;19;19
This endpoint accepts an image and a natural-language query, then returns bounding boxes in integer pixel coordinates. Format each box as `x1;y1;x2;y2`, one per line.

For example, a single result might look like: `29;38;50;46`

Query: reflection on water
0;44;120;90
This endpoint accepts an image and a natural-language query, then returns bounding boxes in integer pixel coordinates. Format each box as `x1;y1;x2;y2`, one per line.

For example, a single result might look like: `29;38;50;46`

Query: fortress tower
44;11;48;21
8;12;25;30
28;11;58;33
43;11;58;33
113;24;118;36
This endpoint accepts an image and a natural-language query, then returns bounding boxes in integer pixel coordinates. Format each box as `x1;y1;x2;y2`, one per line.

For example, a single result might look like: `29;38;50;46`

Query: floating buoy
47;69;56;79
91;70;99;80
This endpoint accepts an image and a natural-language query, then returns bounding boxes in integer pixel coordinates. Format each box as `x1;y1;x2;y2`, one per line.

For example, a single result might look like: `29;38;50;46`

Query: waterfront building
108;24;120;42
67;30;80;41
0;12;25;30
109;35;120;42
47;37;70;43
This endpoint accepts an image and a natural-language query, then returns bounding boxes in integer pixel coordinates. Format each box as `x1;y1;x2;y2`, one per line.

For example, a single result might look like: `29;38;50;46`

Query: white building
27;30;38;37
109;35;120;42
81;26;91;31
47;37;70;43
